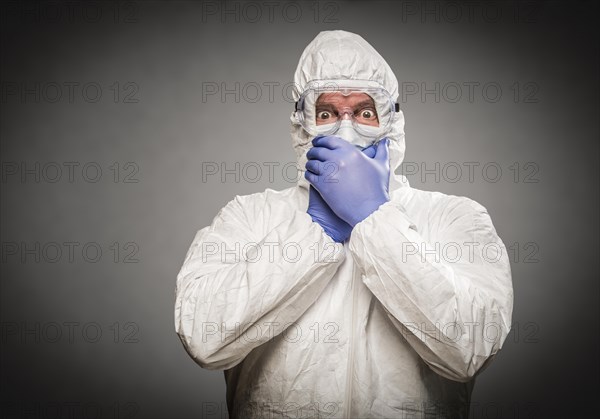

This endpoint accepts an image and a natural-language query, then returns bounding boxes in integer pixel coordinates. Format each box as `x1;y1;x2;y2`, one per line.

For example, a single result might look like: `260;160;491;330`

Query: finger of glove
305;159;325;175
304;170;321;187
312;135;347;150
307;146;336;162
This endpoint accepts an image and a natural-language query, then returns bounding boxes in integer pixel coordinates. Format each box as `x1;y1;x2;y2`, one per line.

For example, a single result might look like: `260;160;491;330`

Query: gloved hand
307;184;353;243
305;136;391;227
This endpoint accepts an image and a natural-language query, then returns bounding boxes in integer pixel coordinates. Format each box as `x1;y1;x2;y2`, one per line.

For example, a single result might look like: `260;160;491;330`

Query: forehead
316;92;375;107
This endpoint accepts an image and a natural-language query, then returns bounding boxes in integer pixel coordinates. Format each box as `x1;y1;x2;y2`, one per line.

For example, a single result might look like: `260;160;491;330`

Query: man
175;30;513;418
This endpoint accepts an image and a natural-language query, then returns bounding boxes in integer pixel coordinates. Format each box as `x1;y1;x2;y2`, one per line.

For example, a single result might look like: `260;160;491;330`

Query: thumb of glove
375;138;390;164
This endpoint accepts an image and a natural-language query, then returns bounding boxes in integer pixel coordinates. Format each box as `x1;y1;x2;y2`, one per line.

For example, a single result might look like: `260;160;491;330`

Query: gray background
1;1;598;418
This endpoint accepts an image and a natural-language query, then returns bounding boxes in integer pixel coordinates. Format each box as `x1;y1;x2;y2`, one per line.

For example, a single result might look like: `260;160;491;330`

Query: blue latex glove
305;136;391;227
307;184;353;243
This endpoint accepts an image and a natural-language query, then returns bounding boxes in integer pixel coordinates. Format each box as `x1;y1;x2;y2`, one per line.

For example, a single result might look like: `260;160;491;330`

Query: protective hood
290;30;410;192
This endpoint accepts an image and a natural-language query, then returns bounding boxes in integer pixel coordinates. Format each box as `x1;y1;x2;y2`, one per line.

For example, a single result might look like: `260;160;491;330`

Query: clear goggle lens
295;81;398;138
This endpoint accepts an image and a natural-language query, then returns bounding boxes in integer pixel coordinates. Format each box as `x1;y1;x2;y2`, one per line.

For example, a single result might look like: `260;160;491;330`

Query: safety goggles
294;80;400;137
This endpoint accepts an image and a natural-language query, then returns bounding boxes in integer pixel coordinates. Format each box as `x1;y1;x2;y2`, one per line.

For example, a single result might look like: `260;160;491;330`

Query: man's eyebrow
353;100;376;108
315;103;337;110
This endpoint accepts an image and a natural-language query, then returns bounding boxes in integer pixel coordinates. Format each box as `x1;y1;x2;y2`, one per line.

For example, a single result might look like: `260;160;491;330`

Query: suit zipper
343;254;358;419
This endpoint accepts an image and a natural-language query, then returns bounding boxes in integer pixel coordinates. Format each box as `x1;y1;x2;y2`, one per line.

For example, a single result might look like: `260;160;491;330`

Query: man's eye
317;111;333;120
359;109;377;119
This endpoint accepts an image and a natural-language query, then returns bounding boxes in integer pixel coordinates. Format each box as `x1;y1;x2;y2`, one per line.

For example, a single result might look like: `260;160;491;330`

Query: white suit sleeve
175;194;345;370
348;198;513;382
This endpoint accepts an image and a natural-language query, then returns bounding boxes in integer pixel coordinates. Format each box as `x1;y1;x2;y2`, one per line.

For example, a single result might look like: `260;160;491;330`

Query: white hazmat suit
175;30;514;418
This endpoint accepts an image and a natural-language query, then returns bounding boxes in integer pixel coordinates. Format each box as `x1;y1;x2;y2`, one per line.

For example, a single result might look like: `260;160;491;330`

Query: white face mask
315;120;381;149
